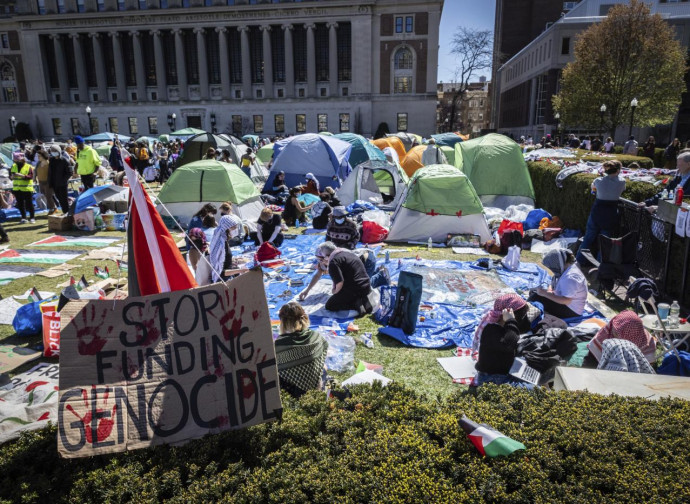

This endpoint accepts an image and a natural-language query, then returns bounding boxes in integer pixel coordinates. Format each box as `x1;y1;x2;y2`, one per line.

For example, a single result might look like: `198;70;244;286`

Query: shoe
29;219;36;224
19;219;27;224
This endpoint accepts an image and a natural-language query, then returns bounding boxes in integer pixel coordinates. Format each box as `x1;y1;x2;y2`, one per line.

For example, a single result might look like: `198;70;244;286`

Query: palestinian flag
68;275;88;291
459;416;526;457
27;287;43;303
116;259;128;272
0;249;84;264
94;266;110;279
29;236;121;248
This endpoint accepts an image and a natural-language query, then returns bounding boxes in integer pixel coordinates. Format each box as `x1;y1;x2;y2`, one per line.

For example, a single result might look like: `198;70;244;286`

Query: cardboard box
48;214;74;231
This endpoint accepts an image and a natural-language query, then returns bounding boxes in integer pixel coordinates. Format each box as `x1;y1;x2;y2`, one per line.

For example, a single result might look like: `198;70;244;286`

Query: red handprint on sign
212;288;246;342
65;386;118;444
72;305;113;355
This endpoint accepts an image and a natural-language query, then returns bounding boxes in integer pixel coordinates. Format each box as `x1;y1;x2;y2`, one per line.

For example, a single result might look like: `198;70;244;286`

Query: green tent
94;143;112;157
439;145;455;166
334;133;387;168
257;143;275;164
454;133;535;207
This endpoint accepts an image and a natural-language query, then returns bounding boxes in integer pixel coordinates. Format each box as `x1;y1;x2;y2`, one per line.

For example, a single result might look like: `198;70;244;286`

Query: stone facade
0;0;443;139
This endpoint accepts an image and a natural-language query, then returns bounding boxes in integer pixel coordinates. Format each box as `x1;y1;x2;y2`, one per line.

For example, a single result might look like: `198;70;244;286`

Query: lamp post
85;106;92;135
210;113;217;134
628;98;638;139
554;112;560;145
167;113;177;131
8;116;16;137
599;104;606;140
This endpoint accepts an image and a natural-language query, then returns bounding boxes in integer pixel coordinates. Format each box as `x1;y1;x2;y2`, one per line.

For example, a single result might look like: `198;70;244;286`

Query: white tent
217;134;269;184
387;164;492;243
336;160;409;211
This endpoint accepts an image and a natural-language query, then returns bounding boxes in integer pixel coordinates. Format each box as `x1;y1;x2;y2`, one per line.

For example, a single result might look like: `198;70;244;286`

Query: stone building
0;0;443;139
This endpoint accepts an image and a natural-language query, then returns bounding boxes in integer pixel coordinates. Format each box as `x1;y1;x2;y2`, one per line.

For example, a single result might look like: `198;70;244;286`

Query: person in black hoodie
48;144;72;214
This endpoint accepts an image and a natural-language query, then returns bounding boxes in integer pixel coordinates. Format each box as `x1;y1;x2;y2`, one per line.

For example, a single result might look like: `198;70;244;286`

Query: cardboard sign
57;270;282;458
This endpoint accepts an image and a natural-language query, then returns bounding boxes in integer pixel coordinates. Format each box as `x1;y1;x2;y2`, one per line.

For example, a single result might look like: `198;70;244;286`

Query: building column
261;25;272;98
173;29;188;100
305;23;316;97
282;24;294;98
109;32;127;101
195;28;209;100
89;33;108;102
151;29;167;101
239;26;252;99
216;27;231;99
70;34;89;102
130;31;147;101
328;22;338;96
51;35;71;102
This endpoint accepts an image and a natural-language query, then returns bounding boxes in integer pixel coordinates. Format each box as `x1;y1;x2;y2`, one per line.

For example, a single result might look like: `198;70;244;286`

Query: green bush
528;161;659;230
2;384;690;503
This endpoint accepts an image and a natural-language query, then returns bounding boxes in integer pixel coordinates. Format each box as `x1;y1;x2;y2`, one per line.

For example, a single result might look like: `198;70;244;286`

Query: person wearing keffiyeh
587;310;656;365
208;215;241;283
597;339;655;374
472;294;529;353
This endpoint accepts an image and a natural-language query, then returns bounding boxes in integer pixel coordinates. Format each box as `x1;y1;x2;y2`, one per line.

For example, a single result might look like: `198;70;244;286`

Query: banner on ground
57;270;282;458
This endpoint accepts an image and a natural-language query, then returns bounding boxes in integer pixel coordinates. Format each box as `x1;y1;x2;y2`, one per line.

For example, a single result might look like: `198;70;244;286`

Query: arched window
393;46;414;94
0;63;18;103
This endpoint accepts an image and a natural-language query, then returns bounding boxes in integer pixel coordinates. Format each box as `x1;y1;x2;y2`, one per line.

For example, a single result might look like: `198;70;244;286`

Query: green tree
553;0;686;137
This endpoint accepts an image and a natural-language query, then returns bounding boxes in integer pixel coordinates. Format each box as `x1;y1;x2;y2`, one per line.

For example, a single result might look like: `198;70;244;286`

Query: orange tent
372;137;406;161
399;144;447;177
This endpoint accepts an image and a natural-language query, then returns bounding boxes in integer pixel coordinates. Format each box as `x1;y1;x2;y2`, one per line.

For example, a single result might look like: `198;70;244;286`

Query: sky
437;1;496;83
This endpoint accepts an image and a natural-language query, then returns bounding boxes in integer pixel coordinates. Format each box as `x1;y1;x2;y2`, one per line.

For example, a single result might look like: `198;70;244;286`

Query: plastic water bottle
385;250;390;264
670;300;680;328
662;189;668;200
427;237;433;250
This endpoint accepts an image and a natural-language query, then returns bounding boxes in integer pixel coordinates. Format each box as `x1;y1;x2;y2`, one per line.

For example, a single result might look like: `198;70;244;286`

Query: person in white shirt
622;136;639;155
529;249;588;319
604;137;615;153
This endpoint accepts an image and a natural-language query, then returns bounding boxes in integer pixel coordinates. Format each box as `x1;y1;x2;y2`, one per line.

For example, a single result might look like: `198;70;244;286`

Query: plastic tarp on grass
388;164;491;243
263;134;352;192
334;133;387;168
400;144;448;177
454;133;535;209
336;160;409;211
156;159;263;228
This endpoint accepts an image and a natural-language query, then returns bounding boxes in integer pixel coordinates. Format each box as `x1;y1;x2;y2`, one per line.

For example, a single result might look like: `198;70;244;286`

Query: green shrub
2;384;690;503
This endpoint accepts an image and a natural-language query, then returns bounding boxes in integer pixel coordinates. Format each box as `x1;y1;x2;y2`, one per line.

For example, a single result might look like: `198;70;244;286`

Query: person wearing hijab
208;214;242;283
10;151;34;223
304;172;320;195
530;248;588;319
585;310;656;366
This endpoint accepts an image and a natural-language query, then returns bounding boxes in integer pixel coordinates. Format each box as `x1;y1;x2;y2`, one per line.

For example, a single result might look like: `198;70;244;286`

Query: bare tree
444;28;493;132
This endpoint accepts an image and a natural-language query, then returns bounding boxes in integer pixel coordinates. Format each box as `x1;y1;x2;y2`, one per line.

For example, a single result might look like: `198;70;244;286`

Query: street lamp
628;98;638;139
167;113;176;131
85;106;92;135
210;113;217;134
554;112;560;143
8;116;16;137
599;104;606;139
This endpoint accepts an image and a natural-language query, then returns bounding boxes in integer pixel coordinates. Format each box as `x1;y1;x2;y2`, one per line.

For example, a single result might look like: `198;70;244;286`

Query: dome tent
176;133;234;167
215;134;269;184
454;133;535;209
334;133;387;168
399;144;448;177
387;164;491;243
262;133;352;192
336;160;409;211
156;159;263;228
372;136;406;161
256;142;275;165
386;132;422;152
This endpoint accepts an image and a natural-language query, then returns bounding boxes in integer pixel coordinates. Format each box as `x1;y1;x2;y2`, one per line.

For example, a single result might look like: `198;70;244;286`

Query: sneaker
29;219;36;224
19;219;27;224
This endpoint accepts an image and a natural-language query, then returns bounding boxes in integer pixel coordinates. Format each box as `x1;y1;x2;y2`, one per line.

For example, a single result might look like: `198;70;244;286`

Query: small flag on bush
459;416;525;457
94;266;110;279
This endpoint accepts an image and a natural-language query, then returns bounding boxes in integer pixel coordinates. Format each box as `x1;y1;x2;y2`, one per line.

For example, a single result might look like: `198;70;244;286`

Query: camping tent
242;134;259;147
257;142;275;165
336;160;409;211
70;184;128;215
156;159;264;228
431;132;464;148
372;137;406;161
170;127;206;140
400;144;448;177
263;133;352;192
176;133;234;166
439;145;455;166
454;133;535;208
84;132;131;143
221;141;269;184
386;132;422;152
334;133;387;168
387;164;491;243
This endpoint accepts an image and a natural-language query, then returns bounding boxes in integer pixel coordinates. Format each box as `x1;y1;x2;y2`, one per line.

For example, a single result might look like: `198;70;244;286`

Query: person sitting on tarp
324;186;341;207
268;170;289;199
353;248;391;288
283;186;312;227
298;241;373;315
252;207;284;247
304;172;320;196
311;193;332;230
274;301;329;397
326;206;359;250
581;310;656;370
529;249;588;319
472;294;534;389
208;214;242;283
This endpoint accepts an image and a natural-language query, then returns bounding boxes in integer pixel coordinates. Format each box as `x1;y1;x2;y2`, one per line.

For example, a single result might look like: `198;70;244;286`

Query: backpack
388;271;423;335
256;242;281;263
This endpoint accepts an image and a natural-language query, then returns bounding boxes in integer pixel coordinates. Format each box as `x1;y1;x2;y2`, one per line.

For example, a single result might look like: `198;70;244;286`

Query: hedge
2;384;690;503
610;146;667;168
528;161;659;231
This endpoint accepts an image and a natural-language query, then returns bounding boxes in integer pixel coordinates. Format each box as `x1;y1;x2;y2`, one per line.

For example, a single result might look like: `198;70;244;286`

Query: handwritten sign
57;270;281;458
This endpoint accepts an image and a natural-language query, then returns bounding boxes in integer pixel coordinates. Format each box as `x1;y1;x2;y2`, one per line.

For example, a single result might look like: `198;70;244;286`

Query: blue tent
263;134;352;192
70;185;128;215
334;133;386;168
431;132;464;148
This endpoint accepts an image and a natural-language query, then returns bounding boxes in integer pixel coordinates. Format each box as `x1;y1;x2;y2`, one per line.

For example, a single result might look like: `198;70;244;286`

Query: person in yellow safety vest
74;135;101;190
10;151;35;224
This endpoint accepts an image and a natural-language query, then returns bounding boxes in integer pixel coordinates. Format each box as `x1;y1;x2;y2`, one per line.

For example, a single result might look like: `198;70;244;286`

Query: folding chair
579;232;639;298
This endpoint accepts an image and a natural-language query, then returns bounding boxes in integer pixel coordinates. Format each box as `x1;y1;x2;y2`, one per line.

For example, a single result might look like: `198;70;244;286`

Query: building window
317;114;328;132
1;63;18;103
121;35;136;87
184;30;199;85
0;34;8;50
253;115;263;133
339;113;349;132
271;27;285;83
52;118;62;136
315;24;329;81
232;115;242;135
71;118;80;135
561;37;570;55
256;89;263;98
293;25;307;82
394;76;412;93
405;16;414;33
117;0;125;11
163;31;177;85
320;87;327;97
129;117;138;135
395;17;403;33
534;74;548;125
142;32;157;86
337;22;351;81
277;88;284;98
249;26;263;83
296;114;306;133
77;0;85;13
229;29;242;84
397;113;408;132
235;89;241;99
342;87;348;96
160;0;168;7
90;117;99;134
148;117;158;134
275;114;284;133
57;0;66;13
395;47;413;69
298;88;305;97
109;117;118;133
97;0;105;11
393;46;414;94
37;0;46;15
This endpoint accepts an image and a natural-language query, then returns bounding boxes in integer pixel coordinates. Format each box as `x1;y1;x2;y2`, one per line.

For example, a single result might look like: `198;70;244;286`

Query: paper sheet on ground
0;249;85;264
0;363;59;444
437;356;478;381
0;265;43;285
79;245;126;261
0;344;42;374
0;297;22;325
530;237;579;254
452;247;489;255
342;369;391;387
35;263;78;278
28;235;122;248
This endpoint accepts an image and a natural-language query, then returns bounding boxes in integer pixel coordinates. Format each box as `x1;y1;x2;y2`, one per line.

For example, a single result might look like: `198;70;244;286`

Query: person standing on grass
35;150;56;215
622;136;638;155
10;151;35;224
74;136;101;190
604;137;615;153
48;144;72;215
